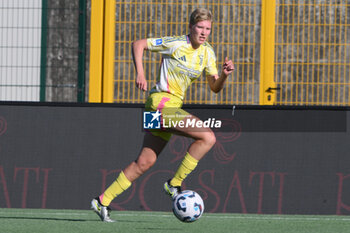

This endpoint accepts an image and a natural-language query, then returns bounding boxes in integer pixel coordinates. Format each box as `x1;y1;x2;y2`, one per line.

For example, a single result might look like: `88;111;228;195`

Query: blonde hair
189;8;213;26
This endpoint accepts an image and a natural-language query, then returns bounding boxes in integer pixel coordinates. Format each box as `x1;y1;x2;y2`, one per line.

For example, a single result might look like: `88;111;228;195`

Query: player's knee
136;156;156;173
203;131;216;148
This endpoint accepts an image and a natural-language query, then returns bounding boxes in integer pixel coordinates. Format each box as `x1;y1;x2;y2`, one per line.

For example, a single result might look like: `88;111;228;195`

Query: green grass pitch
1;208;350;233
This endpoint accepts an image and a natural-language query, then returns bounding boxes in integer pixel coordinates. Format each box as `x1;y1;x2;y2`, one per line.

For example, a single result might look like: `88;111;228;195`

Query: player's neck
188;34;201;50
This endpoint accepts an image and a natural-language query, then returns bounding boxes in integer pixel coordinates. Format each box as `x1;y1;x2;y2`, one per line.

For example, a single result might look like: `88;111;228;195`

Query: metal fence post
78;0;87;102
89;0;105;102
40;0;48;102
102;0;115;103
259;0;277;105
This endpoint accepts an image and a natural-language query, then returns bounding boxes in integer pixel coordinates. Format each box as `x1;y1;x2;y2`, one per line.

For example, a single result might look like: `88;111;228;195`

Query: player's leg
123;132;168;182
99;132;167;205
170;115;216;160
91;132;168;221
164;114;216;197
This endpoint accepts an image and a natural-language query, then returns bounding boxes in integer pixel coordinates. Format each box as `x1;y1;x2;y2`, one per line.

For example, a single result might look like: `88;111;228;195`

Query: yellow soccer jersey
147;35;218;100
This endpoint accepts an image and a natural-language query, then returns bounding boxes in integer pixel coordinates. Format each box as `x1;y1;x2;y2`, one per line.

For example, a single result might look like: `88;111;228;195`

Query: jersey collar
186;34;191;44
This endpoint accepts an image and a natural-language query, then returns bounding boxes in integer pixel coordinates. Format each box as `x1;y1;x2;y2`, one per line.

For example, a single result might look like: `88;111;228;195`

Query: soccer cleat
163;179;182;199
90;198;115;222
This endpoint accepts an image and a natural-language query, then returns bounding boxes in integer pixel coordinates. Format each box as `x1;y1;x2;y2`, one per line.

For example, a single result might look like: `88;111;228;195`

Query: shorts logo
143;110;161;129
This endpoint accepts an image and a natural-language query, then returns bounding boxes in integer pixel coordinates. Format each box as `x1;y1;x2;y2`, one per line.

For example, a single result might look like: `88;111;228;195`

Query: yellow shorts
145;92;190;141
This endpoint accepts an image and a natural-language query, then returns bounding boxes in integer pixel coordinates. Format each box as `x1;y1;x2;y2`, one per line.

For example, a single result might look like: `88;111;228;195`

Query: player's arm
132;38;148;91
207;57;234;93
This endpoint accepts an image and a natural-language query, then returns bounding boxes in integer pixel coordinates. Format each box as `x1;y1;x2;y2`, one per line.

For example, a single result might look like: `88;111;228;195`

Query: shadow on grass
136;227;182;231
0;216;165;224
0;216;88;222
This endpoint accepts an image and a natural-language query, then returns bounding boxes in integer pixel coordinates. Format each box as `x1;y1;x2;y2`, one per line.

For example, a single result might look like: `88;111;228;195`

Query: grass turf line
0;208;350;233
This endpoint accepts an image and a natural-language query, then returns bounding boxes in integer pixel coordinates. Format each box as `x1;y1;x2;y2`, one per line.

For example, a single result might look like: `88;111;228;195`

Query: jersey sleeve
204;46;218;77
147;36;179;55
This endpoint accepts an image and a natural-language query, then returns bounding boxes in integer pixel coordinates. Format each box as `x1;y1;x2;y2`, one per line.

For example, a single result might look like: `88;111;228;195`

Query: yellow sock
99;171;131;206
170;152;198;187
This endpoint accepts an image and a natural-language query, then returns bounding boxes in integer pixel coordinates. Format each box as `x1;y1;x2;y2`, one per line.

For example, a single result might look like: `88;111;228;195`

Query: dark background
0;103;349;215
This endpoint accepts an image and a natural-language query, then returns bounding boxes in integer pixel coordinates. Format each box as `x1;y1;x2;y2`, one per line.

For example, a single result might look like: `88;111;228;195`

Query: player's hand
222;57;234;76
136;74;147;91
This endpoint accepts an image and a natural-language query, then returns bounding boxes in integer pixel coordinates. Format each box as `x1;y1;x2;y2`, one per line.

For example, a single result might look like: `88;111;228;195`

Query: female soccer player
91;8;234;222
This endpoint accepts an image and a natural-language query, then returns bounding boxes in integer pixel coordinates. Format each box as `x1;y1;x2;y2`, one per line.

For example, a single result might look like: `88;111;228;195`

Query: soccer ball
172;190;204;223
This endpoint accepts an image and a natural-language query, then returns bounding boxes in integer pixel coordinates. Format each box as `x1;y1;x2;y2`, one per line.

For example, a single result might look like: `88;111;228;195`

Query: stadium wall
0;103;349;215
